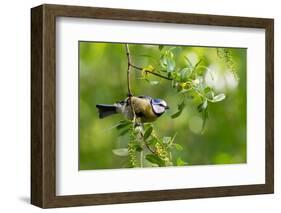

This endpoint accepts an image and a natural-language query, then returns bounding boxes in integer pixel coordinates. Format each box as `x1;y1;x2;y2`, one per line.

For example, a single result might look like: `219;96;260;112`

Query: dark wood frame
31;4;274;208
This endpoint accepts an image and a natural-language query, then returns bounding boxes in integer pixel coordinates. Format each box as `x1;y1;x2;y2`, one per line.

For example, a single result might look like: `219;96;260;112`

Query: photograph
79;42;247;170
30;4;274;208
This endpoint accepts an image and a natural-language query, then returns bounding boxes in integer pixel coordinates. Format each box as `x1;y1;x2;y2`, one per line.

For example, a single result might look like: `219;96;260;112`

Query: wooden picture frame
31;4;274;208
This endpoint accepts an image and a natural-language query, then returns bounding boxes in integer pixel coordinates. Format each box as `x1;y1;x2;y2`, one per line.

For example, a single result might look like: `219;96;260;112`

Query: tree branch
130;63;173;81
125;44;136;123
125;44;133;97
145;70;173;80
125;45;172;82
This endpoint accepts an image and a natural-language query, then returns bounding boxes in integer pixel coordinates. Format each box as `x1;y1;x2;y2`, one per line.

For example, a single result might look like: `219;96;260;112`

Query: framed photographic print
31;4;274;208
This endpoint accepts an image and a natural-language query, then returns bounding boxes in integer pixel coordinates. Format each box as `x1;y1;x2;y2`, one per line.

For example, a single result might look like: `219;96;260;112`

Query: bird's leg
132;113;136;125
129;98;137;125
133;120;143;128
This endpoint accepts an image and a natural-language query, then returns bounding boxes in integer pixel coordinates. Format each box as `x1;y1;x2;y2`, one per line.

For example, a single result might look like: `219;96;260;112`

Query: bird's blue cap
151;98;169;109
151;99;162;104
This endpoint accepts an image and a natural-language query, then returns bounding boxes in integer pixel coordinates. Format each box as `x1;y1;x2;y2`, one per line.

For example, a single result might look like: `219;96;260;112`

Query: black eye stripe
153;103;165;107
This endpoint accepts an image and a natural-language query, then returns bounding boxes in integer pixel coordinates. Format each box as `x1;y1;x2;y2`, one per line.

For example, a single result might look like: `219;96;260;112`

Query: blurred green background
79;42;246;170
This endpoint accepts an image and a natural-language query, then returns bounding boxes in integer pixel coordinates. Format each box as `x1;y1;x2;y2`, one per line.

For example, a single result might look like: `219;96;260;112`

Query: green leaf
135;144;143;152
160;51;175;72
174;143;183;151
160;56;167;70
180;68;191;82
184;56;193;68
171;79;178;88
112;148;128;156
197;99;208;112
171;101;185;119
204;87;215;99
145;154;165;167
129;143;143;152
166;57;176;72
169;46;182;56
212;93;226;102
204;87;212;94
159;45;164;51
193;59;202;70
171;111;182;119
176;157;187;166
119;128;130;136
146;137;158;146
116;120;131;130
144;126;153;140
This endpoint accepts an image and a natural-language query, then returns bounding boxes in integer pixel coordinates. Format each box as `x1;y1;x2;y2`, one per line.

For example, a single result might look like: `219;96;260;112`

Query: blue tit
96;96;169;123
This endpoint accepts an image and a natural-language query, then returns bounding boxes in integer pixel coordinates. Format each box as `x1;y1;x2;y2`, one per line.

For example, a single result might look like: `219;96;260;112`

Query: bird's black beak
165;106;170;110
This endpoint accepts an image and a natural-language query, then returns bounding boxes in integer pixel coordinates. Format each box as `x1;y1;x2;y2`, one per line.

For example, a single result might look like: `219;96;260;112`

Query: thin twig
125;45;160;161
145;142;157;155
139;130;157;155
125;44;136;122
145;70;173;80
129;64;143;70
130;64;173;80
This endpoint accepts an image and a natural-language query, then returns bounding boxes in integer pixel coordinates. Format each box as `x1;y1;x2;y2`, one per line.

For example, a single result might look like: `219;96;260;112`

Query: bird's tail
96;104;118;118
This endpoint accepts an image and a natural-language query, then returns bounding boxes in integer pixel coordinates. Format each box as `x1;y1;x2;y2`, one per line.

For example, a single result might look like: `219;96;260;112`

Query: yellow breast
130;97;157;123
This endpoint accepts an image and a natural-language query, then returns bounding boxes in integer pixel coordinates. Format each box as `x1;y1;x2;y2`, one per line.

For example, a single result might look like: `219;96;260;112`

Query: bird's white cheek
152;105;165;114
